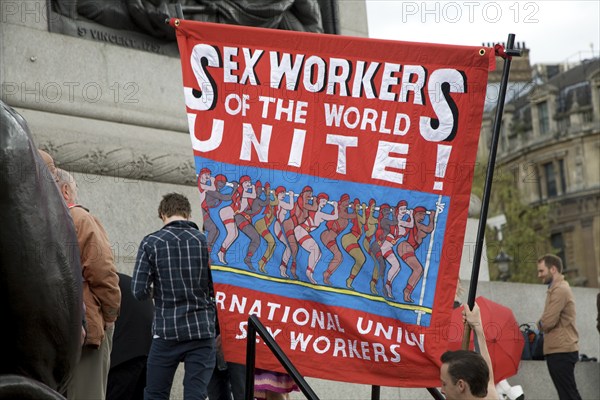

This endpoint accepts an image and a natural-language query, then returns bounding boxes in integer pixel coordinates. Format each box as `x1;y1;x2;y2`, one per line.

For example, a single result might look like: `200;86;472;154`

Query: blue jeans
145;338;215;400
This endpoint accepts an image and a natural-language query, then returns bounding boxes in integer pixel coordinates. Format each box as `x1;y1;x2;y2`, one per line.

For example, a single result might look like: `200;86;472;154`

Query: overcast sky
366;0;599;65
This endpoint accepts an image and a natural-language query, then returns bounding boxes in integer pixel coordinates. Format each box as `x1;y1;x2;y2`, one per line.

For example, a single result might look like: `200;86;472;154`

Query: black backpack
520;323;544;360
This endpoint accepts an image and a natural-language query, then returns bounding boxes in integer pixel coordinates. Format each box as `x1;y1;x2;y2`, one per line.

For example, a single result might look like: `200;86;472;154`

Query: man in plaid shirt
132;193;216;400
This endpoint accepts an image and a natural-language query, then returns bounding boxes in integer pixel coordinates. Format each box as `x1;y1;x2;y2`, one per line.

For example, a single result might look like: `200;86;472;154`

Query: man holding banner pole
440;303;499;400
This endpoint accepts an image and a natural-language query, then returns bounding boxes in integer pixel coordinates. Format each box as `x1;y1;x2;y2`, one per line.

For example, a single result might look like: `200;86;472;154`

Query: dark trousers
546;351;582;400
207;362;246;400
107;356;147;400
145;338;215;400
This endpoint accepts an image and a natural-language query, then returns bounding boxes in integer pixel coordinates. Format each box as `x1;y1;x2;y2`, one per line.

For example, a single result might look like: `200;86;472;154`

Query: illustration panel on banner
198;160;448;327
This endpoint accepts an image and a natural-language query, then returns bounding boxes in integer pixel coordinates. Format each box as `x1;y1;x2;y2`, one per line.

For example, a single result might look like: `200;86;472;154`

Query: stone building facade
481;57;600;288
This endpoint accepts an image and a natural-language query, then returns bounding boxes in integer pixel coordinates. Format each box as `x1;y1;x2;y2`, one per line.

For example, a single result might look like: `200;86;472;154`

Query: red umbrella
447;296;524;383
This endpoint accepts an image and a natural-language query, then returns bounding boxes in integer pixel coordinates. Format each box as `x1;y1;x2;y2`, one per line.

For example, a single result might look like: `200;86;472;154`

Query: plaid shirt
132;220;215;341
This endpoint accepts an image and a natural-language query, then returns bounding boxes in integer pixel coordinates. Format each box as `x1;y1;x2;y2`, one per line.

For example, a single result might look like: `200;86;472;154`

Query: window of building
538;101;549;135
550;232;566;270
558;159;567;194
543;160;567;197
536;166;543;200
544;162;557;197
582;110;593;123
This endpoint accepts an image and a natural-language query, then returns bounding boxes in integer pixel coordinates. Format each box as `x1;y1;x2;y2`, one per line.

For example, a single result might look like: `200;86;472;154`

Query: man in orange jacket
537;254;581;400
56;168;121;399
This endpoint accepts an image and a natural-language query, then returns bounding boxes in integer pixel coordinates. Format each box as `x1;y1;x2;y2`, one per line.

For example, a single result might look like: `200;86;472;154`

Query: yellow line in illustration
211;264;432;314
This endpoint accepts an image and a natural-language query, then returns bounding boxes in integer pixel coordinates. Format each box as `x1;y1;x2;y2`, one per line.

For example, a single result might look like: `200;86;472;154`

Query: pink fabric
254;369;299;399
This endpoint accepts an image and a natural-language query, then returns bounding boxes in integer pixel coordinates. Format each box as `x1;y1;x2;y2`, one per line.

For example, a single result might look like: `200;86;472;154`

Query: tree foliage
471;162;551;283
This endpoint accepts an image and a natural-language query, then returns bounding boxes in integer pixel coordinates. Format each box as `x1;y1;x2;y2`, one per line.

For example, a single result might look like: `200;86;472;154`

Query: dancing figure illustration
203;174;237;254
397;203;443;302
367;204;394;294
363;199;386;294
382;200;414;299
254;184;279;273
197;167;216;211
273;187;295;277
343;198;367;289
236;181;269;271
321;194;353;285
217;176;256;264
281;186;316;279
294;193;338;284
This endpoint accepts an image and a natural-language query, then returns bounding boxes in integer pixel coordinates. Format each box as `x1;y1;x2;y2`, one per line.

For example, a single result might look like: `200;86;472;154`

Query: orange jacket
539;274;579;355
70;206;120;347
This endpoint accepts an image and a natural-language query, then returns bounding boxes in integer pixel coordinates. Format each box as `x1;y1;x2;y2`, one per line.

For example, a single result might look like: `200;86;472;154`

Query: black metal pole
371;385;380;400
466;33;521;310
246;316;320;400
427;387;446;400
175;3;184;19
245;321;256;400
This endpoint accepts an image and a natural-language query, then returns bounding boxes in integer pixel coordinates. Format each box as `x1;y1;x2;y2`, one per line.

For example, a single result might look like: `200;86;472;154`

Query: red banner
172;19;494;387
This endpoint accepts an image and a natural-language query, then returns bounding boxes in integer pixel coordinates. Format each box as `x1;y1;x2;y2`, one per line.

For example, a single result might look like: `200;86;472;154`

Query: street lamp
494;250;513;281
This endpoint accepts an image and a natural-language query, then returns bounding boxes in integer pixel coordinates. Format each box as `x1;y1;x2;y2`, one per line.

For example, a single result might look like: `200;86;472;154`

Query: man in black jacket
107;273;154;400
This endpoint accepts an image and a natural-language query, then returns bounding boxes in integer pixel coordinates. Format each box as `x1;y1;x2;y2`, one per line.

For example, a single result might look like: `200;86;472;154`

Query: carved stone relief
38;139;197;186
48;0;337;55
